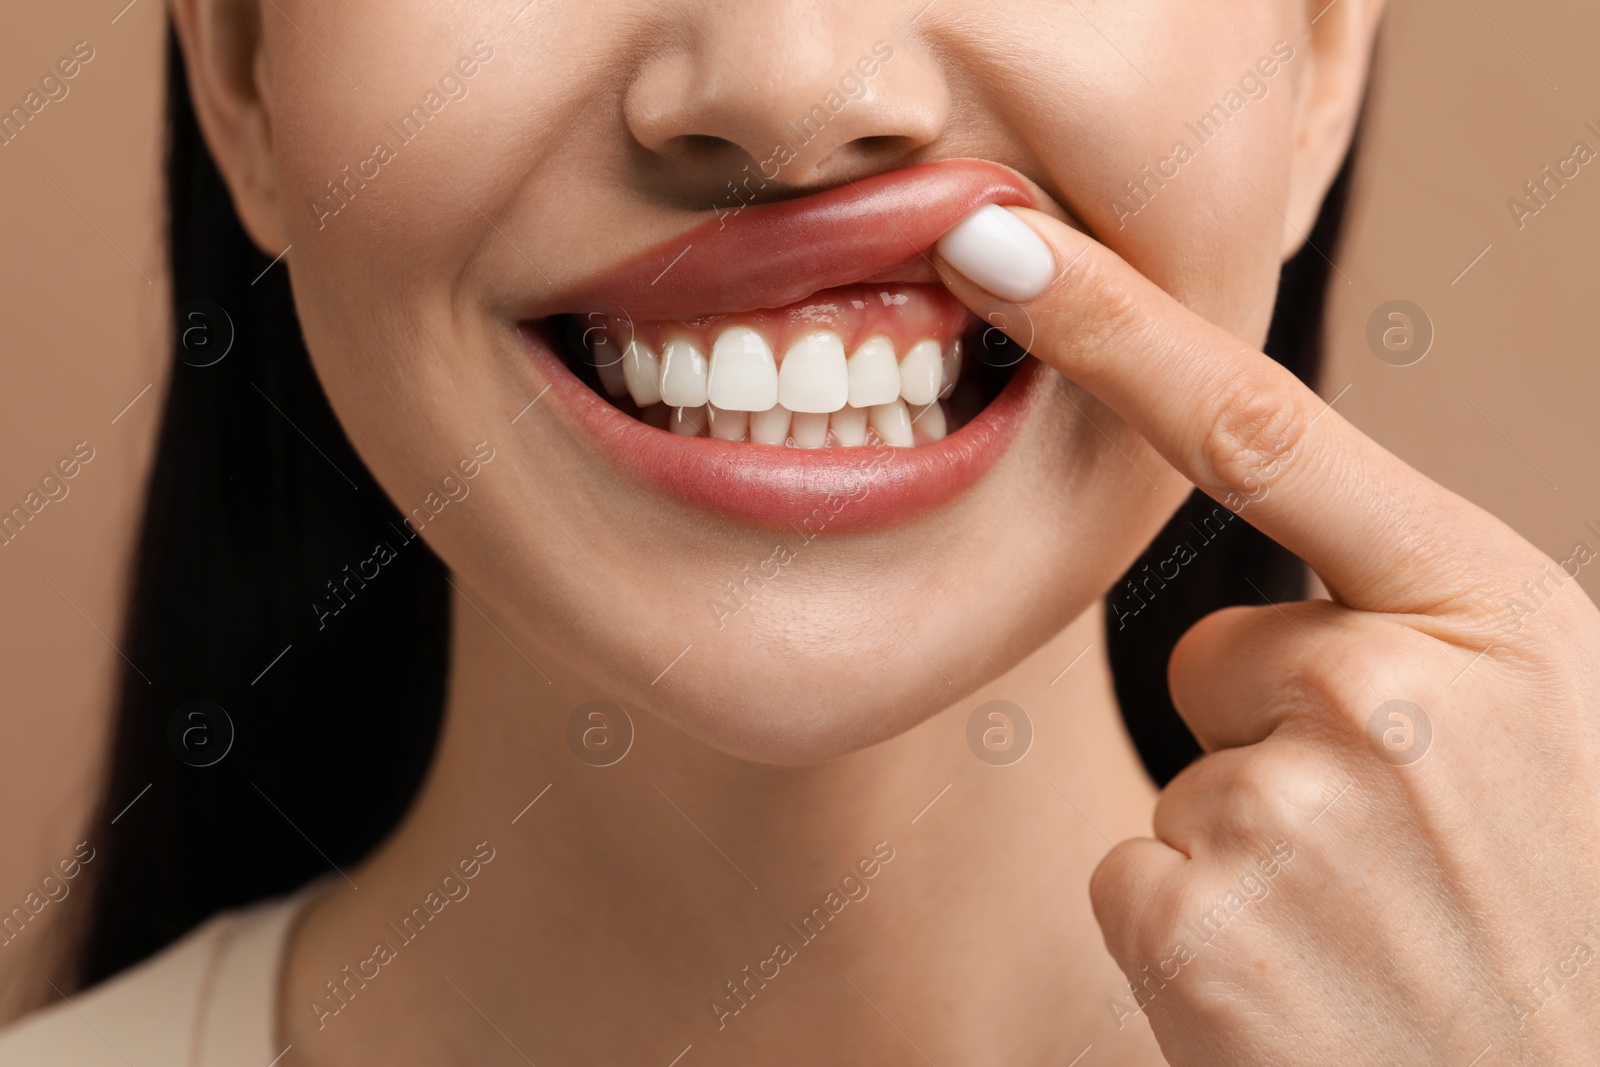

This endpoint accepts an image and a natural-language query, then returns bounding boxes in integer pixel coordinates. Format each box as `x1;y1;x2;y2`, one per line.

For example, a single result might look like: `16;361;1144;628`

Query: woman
4;0;1598;1063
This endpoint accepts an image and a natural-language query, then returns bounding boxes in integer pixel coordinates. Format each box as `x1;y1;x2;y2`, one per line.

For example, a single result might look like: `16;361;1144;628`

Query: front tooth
593;336;628;398
910;401;948;442
847;335;900;408
707;405;748;441
623;340;662;406
777;331;849;413
658;337;709;407
750;404;792;446
939;339;962;399
869;399;915;448
707;326;778;412
830;404;868;447
790;411;829;449
899;339;944;406
670;405;708;437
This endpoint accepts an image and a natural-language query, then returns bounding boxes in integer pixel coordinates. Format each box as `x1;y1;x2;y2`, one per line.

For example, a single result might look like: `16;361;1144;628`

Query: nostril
853;135;908;156
670;133;740;159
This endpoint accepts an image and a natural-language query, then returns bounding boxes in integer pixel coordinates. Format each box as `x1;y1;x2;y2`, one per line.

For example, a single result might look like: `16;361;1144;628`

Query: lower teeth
645;398;948;448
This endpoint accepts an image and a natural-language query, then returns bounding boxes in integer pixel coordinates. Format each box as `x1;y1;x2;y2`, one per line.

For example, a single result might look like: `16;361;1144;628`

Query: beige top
0;882;322;1066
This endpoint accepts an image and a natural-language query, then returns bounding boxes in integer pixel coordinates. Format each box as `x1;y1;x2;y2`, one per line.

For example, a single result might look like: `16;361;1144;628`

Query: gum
581;283;973;359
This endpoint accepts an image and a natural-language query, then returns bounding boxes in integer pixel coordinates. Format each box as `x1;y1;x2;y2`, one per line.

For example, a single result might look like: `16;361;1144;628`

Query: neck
281;585;1164;1065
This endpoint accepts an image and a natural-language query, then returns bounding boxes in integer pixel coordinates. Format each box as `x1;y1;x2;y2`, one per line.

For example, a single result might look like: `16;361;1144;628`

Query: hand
934;204;1600;1064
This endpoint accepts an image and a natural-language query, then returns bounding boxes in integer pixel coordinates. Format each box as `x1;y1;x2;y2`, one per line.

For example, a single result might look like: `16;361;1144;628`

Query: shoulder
0;885;318;1067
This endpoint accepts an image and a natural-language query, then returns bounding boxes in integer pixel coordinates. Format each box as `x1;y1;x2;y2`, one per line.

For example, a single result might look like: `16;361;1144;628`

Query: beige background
1;0;1595;1014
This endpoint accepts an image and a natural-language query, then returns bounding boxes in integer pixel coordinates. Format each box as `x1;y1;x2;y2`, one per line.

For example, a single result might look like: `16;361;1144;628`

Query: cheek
975;3;1297;345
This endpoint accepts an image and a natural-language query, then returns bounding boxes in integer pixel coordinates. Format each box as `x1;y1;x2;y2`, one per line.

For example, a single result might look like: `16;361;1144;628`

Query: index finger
932;204;1516;616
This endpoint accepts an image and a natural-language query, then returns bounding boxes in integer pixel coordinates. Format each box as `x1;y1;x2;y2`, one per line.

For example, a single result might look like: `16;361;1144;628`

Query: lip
520;158;1044;532
558;158;1035;321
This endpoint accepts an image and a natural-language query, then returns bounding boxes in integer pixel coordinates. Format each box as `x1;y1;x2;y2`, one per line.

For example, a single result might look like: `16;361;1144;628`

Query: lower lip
519;326;1039;532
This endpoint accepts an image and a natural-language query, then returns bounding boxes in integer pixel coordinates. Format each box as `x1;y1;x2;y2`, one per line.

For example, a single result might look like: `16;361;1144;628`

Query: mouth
517;159;1045;532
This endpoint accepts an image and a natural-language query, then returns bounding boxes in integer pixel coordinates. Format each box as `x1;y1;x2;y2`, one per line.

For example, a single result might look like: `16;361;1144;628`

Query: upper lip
554;158;1036;322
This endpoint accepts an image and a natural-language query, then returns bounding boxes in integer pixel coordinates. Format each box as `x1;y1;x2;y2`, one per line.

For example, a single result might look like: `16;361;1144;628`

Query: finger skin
1089;836;1188;979
933;208;1534;617
1167;600;1440;753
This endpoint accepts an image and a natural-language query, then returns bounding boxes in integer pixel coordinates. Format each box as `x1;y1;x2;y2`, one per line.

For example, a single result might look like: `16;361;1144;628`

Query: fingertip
934;203;1057;303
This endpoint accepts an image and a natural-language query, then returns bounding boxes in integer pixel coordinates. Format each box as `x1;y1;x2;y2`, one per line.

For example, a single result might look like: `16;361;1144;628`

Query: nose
624;2;949;193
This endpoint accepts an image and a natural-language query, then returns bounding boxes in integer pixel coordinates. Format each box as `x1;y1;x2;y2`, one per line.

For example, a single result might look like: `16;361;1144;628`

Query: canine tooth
869;399;914;448
623;340;662;406
900;339;943;406
847;335;900;408
658;337;709;407
707;326;778;412
777;331;849;413
708;405;749;441
910;401;947;442
750;404;792;446
670;405;708;437
830;404;868;447
593;336;627;398
790;411;830;449
940;339;962;399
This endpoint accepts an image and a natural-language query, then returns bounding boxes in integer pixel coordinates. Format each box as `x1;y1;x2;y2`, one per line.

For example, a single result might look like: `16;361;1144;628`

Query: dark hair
68;27;1358;989
1108;151;1357;784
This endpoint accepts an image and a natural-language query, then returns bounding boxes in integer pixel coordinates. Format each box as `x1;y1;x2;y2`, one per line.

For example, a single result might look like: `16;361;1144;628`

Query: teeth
777;331;849;413
869;399;915;448
899;339;943;406
670;405;708;436
750;404;792;446
623;340;662;406
790;411;830;449
707;404;748;441
603;328;968;448
847;336;901;408
707;326;778;412
593;336;628;398
910;401;947;442
658;337;709;408
830;404;868;447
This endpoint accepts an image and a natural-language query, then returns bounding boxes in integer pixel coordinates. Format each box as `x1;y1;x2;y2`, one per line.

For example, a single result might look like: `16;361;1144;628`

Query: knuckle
1282;635;1371;724
1217;748;1326;837
1286;627;1438;747
1122;877;1192;967
1197;366;1307;506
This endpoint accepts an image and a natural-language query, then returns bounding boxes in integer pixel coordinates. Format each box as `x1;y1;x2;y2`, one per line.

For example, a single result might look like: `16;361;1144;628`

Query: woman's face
201;0;1354;762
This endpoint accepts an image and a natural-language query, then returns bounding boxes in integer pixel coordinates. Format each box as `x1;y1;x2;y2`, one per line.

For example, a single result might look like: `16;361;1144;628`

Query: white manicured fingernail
934;204;1055;302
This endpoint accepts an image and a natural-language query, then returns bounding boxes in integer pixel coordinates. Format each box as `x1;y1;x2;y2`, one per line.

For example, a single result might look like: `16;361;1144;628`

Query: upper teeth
598;325;957;415
707;326;779;412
